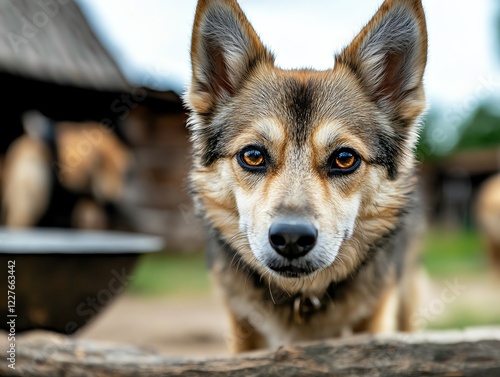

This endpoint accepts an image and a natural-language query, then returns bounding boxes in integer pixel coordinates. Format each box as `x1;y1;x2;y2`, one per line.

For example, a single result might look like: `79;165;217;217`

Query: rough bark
2;328;500;377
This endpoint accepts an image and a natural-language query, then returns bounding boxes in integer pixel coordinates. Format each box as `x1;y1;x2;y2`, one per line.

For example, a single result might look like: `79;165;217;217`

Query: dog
184;0;428;352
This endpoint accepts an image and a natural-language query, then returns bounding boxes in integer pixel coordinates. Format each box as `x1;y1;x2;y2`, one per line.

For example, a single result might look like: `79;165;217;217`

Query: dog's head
185;0;427;292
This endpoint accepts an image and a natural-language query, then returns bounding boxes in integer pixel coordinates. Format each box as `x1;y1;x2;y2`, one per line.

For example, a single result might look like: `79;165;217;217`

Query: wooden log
2;328;500;377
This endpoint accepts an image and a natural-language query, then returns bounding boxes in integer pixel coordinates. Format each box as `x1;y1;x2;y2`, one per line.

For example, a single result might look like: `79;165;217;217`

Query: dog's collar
277;279;351;325
292;293;322;325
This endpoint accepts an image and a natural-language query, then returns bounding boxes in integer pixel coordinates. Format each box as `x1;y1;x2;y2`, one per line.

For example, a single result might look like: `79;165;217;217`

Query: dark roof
0;0;130;91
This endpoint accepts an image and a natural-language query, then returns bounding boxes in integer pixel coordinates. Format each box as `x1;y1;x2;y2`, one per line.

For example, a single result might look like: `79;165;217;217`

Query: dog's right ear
185;0;274;114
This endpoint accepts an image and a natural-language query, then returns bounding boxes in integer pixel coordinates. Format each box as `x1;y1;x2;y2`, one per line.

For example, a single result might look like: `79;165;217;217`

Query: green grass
418;228;498;331
427;309;500;330
128;252;211;296
421;228;487;277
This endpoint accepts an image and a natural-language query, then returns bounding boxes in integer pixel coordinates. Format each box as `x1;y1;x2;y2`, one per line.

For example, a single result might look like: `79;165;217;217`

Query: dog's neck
207;230;360;325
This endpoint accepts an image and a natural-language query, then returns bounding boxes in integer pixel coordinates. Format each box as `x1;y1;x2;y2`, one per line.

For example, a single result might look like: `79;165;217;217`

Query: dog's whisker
268;280;276;305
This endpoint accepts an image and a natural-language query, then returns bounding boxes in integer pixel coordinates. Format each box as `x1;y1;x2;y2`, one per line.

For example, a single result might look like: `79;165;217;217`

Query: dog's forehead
233;67;380;147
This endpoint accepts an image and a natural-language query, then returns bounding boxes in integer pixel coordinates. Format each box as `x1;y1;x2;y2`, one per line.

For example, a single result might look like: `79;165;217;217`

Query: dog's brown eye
336;151;355;169
329;148;361;175
237;146;267;172
243;150;264;167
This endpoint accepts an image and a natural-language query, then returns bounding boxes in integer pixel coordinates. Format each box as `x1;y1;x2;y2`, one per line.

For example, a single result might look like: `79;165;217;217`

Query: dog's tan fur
185;0;428;352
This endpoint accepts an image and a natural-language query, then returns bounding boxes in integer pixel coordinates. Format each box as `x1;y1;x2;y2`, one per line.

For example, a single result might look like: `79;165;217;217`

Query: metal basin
0;227;164;334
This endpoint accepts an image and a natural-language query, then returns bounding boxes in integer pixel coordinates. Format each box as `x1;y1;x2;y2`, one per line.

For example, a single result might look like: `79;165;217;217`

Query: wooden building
0;0;204;251
421;148;500;230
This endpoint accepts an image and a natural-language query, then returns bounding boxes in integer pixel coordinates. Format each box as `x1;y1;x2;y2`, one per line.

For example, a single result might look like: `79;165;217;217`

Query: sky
77;0;500;116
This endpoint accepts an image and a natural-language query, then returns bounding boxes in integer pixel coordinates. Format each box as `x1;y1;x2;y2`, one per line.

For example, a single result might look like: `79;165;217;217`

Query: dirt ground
75;275;500;358
77;294;230;357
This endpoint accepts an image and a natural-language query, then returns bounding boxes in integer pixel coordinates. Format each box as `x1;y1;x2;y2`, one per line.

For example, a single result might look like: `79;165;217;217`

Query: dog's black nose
269;220;317;259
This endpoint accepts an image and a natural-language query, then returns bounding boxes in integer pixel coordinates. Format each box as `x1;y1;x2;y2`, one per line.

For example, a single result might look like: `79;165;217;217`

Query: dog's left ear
336;0;427;125
186;0;274;115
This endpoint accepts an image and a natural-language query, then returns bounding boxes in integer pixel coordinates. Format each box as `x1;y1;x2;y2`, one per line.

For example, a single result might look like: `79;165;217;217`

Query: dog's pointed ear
336;0;427;124
186;0;274;114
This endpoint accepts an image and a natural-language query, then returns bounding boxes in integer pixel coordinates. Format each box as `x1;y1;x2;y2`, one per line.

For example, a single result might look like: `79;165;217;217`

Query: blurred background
0;0;499;357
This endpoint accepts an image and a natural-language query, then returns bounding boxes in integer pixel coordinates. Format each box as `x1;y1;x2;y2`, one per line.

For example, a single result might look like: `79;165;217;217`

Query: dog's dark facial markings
286;79;315;146
201;126;225;166
368;127;407;180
